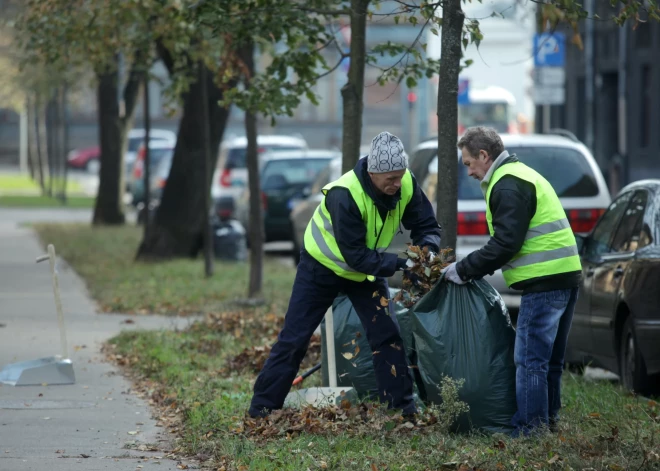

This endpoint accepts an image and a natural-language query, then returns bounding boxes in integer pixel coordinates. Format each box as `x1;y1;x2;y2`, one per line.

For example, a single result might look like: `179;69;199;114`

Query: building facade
538;5;660;194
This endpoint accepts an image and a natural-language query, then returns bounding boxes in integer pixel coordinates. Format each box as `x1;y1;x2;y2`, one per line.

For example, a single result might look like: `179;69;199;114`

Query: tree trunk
60;86;69;203
436;0;464;253
92;56;143;225
136;62;232;259
45;94;56;197
93;70;126;225
37;97;49;195
26;97;36;180
243;41;263;300
199;62;214;278
340;0;370;174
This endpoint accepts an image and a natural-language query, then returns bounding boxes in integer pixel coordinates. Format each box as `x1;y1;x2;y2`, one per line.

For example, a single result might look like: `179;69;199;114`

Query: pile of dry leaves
225;335;321;375
393;245;456;307
188;310;283;341
235;401;441;440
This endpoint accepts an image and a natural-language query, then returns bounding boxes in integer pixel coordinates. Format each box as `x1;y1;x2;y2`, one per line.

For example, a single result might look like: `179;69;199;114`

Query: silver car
290;133;611;309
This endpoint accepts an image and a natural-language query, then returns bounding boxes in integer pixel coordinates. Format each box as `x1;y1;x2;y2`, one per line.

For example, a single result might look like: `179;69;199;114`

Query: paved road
0;217;195;471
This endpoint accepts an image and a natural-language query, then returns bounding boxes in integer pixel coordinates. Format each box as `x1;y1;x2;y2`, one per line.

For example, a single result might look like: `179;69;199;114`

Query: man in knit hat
249;131;442;419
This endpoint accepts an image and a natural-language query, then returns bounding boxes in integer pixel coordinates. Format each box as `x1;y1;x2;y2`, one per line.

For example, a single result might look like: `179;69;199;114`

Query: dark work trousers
248;250;417;417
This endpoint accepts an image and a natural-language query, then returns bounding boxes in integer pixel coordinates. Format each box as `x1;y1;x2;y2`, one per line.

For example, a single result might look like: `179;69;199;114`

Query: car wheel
619;317;650;395
86;159;101;174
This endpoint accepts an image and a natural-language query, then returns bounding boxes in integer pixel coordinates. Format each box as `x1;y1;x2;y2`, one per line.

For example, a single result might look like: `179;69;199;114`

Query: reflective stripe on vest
304;170;413;281
486;161;582;286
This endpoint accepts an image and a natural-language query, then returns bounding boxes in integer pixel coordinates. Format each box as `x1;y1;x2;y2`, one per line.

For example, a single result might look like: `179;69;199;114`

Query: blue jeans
511;287;579;435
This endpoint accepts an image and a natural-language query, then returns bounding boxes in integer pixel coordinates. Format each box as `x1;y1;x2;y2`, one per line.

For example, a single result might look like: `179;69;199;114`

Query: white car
211;134;308;202
290;133;612;310
124;129;176;189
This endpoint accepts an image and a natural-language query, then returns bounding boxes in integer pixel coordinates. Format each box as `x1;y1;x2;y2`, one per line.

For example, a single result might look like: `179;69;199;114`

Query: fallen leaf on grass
390;365;396;377
342;352;355;360
547;454;559;464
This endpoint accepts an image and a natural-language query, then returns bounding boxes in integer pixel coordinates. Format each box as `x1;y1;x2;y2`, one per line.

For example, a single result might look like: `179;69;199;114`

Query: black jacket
303;157;442;278
455;155;581;294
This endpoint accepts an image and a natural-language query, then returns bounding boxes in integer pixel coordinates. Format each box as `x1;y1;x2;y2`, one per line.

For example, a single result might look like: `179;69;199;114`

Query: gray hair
457;126;504;160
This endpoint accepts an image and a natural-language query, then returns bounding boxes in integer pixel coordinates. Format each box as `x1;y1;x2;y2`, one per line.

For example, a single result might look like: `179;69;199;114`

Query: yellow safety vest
304;170;413;281
486;162;582;287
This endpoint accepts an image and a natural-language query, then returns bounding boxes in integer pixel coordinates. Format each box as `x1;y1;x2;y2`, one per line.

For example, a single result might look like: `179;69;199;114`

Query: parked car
67;146;101;173
234;150;340;243
129;141;175;206
146;147;174;203
291;133;611;306
124;128;176;190
211;134;308;203
290;157;342;263
565;179;660;395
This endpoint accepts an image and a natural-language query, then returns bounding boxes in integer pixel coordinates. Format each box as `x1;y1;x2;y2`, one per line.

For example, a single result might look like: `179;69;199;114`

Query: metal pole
542;105;551;133
617;22;628;186
36;245;68;360
199;62;214;277
584;0;595;152
142;72;151;235
324;307;337;388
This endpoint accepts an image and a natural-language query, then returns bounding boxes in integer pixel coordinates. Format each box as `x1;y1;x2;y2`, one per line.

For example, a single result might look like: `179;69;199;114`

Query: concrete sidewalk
0;218;197;470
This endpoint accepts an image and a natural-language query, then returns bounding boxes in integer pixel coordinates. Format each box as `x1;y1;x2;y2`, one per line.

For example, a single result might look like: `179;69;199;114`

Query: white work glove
405;259;414;268
441;262;467;285
428;251;437;260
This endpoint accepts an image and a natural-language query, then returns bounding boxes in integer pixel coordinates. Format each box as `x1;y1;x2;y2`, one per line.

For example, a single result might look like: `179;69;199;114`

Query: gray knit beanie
367;132;408;173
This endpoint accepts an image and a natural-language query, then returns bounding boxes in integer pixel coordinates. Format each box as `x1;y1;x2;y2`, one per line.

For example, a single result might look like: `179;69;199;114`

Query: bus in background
458;86;520;135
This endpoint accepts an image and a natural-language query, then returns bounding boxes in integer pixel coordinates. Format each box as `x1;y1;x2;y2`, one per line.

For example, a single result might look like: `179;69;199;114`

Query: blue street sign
533;33;565;67
457;78;470;104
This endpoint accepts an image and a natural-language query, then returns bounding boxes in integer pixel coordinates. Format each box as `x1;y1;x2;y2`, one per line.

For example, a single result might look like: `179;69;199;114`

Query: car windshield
424;146;600;200
261;158;333;190
146;148;173;167
225;145;306;170
155;153;174;178
128;137;143;152
458;102;511;133
129;137;172;153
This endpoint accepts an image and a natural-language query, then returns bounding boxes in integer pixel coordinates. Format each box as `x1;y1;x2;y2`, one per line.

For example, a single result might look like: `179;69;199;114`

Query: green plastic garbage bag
411;276;517;434
320;288;413;399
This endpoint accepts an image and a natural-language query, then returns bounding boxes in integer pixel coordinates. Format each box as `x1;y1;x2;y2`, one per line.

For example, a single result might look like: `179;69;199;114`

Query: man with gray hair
249;131;442;419
441;126;581;436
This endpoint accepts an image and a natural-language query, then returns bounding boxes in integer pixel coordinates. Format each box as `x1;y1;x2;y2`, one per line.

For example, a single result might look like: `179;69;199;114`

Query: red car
67;146;100;173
